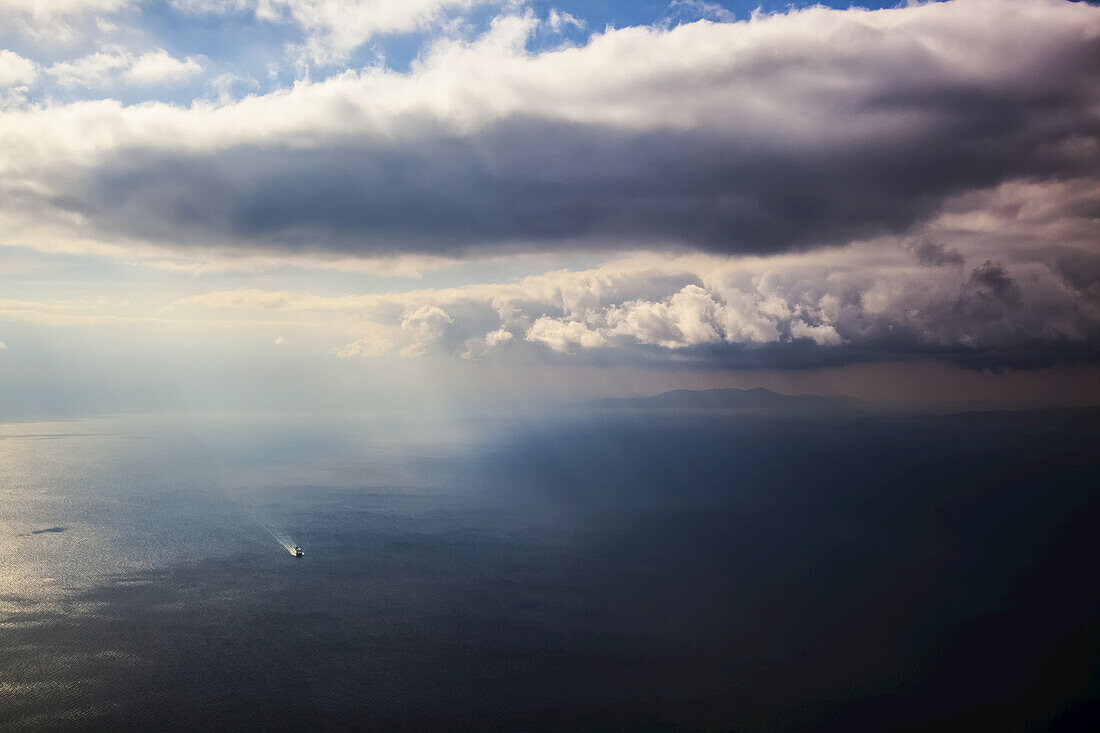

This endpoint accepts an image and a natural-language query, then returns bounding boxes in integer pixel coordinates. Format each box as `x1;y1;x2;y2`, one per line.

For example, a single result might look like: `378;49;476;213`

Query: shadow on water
0;409;1097;731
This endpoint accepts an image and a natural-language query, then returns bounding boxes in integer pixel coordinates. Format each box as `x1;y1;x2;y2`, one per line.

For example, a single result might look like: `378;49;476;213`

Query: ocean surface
1;408;1097;731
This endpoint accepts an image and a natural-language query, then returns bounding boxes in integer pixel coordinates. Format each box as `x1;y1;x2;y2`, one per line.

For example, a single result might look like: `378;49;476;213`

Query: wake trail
261;523;299;554
224;486;300;556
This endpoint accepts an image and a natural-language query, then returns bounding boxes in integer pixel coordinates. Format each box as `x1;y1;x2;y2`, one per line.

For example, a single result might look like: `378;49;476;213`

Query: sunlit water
1;409;1097;730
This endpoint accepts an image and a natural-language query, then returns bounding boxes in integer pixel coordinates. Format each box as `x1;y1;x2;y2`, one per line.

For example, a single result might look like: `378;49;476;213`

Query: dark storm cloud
54;83;1100;256
913;242;964;268
13;0;1099;258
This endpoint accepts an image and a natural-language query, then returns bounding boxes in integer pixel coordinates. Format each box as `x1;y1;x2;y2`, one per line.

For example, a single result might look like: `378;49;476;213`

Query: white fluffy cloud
126;49;204;84
0;50;35;87
171;0;498;66
170;0;252;13
0;0;133;42
334;329;394;358
48;48;203;88
0;0;128;11
273;0;496;65
667;0;737;24
399;304;454;356
47;51;129;87
0;0;132;21
546;8;583;33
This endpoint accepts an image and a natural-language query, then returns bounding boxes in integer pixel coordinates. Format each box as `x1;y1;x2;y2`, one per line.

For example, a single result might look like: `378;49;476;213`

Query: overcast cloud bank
1;0;1098;372
1;0;1098;259
163;172;1100;368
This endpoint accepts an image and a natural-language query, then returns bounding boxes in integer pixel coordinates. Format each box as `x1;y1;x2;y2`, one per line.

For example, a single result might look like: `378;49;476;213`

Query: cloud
0;0;128;12
547;8;584;33
0;0;1097;261
0;338;6;349
459;325;513;359
398;304;453;356
166;173;1100;368
47;48;203;88
0;294;305;329
172;0;500;66
47;50;129;87
912;241;965;268
525;318;607;354
0;50;36;87
275;0;498;67
125;49;204;84
0;0;134;43
666;0;737;24
335;330;394;357
170;0;252;14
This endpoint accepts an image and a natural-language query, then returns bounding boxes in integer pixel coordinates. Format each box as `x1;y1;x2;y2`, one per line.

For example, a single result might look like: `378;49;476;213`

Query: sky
1;0;1099;416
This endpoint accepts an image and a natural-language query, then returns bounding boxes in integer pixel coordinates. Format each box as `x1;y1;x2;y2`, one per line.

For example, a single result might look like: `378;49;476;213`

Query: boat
292;545;303;557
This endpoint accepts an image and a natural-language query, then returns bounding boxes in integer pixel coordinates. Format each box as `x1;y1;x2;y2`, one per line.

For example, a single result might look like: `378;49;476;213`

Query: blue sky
1;0;1098;415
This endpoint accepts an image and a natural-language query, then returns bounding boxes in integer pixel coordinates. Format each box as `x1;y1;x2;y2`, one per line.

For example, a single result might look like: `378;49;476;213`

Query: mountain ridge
586;387;864;410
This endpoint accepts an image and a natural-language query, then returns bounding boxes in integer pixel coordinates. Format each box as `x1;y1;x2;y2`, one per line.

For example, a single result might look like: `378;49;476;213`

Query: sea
1;407;1097;731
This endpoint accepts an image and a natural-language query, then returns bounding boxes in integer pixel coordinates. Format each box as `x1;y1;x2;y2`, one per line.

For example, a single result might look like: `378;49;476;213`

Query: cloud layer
1;0;1097;262
47;48;203;87
1;0;1098;373
0;49;35;87
157;173;1100;368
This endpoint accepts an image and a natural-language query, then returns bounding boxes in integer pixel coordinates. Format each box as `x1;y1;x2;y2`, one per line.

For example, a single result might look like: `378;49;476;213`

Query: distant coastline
585;387;864;411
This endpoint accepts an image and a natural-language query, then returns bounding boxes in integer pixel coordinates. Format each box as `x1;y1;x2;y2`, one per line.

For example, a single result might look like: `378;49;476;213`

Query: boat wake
262;524;300;556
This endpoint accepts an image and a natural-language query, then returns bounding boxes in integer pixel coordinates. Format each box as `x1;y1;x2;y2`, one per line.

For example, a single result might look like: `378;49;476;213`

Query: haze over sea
2;405;1096;731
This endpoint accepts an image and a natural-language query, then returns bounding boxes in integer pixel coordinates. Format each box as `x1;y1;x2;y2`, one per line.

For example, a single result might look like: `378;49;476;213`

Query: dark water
1;409;1098;731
